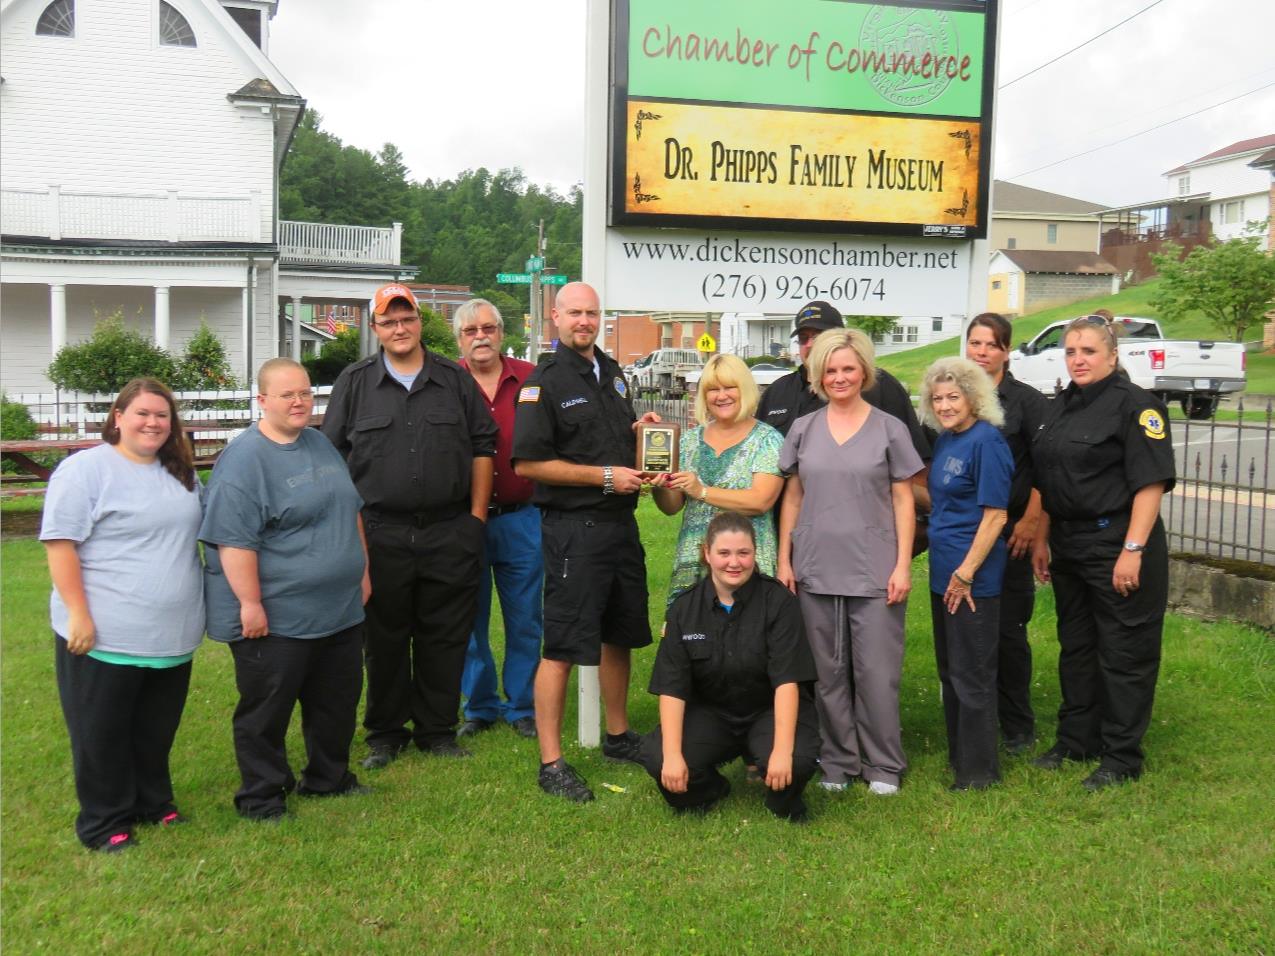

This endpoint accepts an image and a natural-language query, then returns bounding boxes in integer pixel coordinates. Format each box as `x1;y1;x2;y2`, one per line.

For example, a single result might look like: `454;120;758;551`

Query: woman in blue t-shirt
921;357;1013;791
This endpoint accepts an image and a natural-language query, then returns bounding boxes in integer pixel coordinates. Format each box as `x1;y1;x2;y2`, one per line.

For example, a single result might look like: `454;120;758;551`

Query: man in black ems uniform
512;281;660;803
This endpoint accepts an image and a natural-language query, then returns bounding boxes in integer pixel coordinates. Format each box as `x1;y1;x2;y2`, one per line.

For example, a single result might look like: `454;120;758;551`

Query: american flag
326;310;337;336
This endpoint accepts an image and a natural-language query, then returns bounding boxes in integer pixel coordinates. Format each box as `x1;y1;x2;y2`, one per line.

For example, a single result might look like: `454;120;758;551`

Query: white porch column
154;286;171;350
291;296;302;361
50;283;67;358
391;221;403;264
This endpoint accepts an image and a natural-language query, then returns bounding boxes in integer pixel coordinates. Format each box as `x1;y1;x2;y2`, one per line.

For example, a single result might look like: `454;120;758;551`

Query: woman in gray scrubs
777;328;923;795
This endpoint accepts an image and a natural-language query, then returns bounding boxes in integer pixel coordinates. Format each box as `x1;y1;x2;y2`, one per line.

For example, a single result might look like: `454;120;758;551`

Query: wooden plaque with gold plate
635;421;680;476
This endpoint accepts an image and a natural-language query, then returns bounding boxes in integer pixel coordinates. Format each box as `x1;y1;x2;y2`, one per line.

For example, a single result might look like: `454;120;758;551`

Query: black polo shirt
1032;373;1176;521
997;371;1048;525
648;573;816;722
757;365;932;461
511;344;638;513
320;350;497;514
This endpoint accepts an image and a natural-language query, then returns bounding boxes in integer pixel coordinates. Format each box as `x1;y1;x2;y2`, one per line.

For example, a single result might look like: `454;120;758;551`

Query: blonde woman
921;357;1012;791
777;328;923;795
652;354;784;603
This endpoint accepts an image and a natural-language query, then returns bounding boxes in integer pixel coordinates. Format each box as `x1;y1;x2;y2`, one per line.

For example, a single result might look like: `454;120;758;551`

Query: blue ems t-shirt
927;420;1013;597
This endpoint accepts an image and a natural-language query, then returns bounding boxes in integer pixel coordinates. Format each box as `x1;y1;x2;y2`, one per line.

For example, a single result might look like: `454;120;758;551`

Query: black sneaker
1082;767;1138;792
1003;733;1036;757
458;718;496;738
1032;744;1080;770
602;729;643;764
510;716;538;739
422;739;472;758
538;760;594;803
361;744;406;770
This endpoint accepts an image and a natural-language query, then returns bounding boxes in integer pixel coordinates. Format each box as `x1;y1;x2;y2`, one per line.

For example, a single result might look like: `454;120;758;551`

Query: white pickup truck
632;348;705;398
1009;317;1247;419
685;360;793;395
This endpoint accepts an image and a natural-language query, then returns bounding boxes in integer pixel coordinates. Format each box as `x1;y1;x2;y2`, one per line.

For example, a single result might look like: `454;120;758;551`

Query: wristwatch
1123;541;1145;553
602;465;615;495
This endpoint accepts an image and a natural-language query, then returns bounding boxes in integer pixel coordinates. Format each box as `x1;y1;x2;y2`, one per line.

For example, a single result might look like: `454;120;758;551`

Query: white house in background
719;310;965;360
1162;134;1275;244
0;0;413;395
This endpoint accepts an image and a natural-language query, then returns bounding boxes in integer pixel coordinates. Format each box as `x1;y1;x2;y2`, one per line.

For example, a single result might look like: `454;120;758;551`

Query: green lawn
876;278;1273;400
3;500;1272;952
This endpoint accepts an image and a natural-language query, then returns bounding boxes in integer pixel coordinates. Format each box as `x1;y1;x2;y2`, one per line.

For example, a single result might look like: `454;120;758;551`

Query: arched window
159;1;196;47
36;0;74;37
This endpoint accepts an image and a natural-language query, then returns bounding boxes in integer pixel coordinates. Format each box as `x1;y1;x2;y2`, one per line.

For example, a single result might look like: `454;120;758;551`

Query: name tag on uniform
681;632;707;642
561;396;589;409
519;386;541;403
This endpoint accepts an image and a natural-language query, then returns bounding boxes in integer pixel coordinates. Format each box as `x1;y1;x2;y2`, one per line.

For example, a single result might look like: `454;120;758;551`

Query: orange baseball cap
371;284;420;315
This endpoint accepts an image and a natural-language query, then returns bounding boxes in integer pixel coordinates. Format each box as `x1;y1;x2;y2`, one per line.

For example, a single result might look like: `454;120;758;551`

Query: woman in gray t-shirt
41;379;204;853
777;330;923;795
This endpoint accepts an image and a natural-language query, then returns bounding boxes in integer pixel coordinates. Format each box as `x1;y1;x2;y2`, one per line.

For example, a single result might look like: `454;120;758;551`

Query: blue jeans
461;504;543;723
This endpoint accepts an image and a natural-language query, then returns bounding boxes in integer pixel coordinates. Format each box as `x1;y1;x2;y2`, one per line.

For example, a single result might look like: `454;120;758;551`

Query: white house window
1222;200;1244;224
1178;175;1190;196
1007;237;1016;250
905;325;918;344
1047;223;1058;244
159;1;196;46
36;0;74;36
992;280;1003;290
931;317;943;332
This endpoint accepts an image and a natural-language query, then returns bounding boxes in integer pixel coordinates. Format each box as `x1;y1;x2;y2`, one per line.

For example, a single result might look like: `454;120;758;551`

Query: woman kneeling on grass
41;378;205;852
639;511;822;822
920;357;1012;792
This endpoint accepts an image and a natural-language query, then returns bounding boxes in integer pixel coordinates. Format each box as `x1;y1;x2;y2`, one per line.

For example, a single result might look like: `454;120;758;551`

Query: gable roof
997;250;1118;275
1165;133;1275;175
992;181;1107;216
1248;147;1275;171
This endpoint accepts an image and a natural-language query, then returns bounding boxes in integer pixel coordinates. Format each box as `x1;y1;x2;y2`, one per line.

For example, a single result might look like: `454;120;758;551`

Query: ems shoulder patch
1139;408;1166;440
519;386;541;403
614;376;627;397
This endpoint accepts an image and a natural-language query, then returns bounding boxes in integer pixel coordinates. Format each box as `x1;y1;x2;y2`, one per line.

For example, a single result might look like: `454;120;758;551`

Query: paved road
1173;419;1274;490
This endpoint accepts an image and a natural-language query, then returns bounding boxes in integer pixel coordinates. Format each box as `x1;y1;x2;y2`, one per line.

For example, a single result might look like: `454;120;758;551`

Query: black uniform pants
639;699;822;818
1049;519;1167;775
363;513;484;750
997;552;1036;741
229;625;363;818
931;594;1001;786
54;636;191;848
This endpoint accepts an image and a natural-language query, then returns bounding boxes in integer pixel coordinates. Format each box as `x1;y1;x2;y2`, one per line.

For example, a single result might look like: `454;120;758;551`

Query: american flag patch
518;386;541;403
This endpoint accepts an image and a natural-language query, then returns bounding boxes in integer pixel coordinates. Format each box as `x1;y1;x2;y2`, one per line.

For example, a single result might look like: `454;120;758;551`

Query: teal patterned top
667;420;785;605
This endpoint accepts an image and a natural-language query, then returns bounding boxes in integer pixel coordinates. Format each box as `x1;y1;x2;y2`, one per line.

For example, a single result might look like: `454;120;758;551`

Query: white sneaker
868;780;899;796
818;780;849;792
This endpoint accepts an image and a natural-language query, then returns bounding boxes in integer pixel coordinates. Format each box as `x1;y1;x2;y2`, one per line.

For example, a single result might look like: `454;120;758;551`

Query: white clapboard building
0;0;414;393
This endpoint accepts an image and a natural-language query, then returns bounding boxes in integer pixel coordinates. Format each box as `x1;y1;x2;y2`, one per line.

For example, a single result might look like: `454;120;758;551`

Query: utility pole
529;219;545;363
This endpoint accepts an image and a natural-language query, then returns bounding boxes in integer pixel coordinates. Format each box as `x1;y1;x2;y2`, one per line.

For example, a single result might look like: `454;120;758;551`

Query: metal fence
635;396;1275;566
1164;396;1273;565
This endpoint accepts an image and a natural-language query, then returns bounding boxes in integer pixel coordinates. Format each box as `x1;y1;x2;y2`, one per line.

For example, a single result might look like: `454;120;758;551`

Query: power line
1000;0;1168;90
1001;80;1275;179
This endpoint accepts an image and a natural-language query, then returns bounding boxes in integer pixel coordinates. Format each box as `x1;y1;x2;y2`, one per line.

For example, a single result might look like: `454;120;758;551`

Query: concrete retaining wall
1168;558;1275;631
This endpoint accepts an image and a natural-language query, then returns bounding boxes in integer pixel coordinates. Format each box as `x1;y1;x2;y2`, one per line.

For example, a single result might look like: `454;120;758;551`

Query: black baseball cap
793;301;845;335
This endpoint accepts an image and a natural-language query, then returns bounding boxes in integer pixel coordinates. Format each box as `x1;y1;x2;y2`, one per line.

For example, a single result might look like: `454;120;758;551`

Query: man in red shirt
455;299;542;739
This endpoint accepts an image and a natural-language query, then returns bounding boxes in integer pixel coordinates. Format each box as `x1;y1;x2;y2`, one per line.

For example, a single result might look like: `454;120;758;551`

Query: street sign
697;333;717;353
541;274;569;286
526;256;545;273
497;273;532;284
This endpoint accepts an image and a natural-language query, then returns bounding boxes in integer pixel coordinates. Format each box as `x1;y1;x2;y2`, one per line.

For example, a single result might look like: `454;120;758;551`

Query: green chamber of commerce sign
610;0;999;239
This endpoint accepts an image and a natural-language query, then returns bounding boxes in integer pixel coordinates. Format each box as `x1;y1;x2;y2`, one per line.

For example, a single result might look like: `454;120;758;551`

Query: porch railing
279;221;401;266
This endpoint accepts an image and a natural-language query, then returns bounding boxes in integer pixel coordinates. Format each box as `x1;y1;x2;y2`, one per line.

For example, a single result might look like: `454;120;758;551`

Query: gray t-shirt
780;406;924;597
40;443;205;656
200;425;365;641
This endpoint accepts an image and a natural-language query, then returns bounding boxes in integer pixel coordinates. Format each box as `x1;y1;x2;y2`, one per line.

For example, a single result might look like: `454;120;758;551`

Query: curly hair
919;357;1004;431
693;354;760;426
101;378;196;491
806;328;877;400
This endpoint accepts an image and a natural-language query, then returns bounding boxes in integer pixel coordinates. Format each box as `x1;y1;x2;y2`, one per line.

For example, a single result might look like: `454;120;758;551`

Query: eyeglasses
267;391;314;403
459;324;500;338
374;316;421;330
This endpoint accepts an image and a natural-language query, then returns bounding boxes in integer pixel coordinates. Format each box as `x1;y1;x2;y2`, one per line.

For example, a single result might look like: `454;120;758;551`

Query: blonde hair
920;357;1004;431
806;328;876;400
257;357;308;394
693;354;760;426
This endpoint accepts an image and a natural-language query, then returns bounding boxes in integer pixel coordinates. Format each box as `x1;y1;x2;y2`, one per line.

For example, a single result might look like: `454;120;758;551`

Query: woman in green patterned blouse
651;354;786;606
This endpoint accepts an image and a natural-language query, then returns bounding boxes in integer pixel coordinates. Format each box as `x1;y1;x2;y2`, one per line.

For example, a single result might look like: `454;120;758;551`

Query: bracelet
698;483;709;502
602;465;614;495
953;571;973;587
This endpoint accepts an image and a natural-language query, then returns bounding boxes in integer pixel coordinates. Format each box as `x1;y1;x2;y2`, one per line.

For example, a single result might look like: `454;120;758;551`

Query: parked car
684;359;794;394
1009;316;1246;419
632;348;705;398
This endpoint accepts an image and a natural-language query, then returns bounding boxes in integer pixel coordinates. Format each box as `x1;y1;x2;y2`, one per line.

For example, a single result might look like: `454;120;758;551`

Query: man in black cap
758;302;932;479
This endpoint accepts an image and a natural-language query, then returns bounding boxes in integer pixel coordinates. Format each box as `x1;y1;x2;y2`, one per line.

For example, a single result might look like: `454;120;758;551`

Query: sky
270;0;1275;209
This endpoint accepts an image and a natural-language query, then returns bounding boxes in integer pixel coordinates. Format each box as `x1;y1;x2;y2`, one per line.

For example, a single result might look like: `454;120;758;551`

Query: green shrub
303;327;362;385
174;320;239;391
47;311;176;394
0;394;37;441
